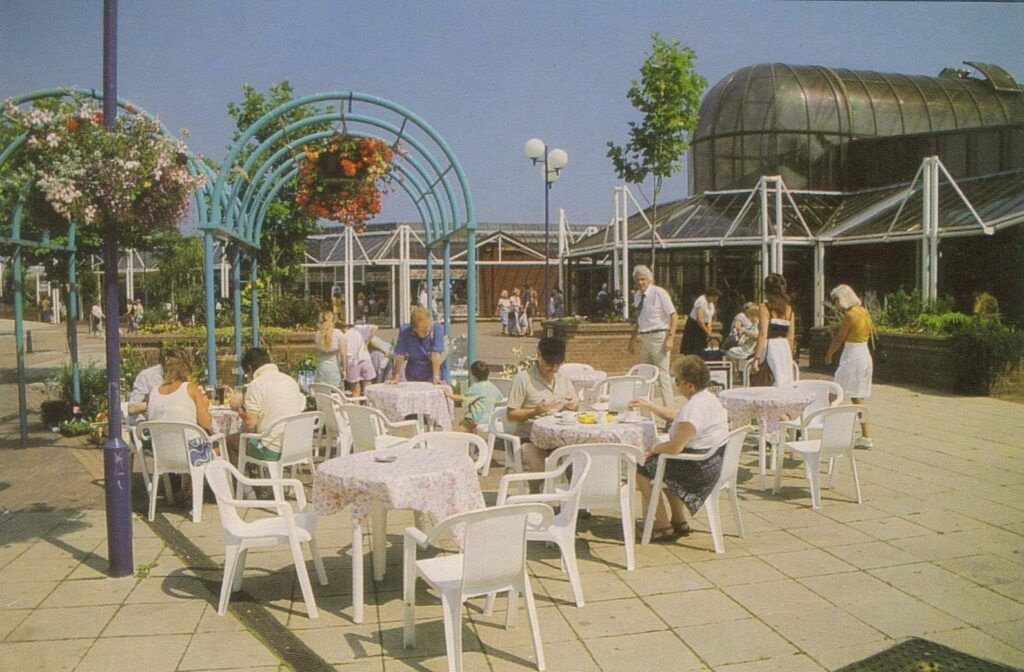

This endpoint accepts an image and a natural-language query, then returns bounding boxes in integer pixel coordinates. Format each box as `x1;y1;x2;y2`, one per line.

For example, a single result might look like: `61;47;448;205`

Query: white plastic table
529;414;658;451
364;382;453;430
312;448;484;623
718;387;816;491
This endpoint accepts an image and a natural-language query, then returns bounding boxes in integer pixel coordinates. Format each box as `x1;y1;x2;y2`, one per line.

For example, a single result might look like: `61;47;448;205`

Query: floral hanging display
2;94;205;247
294;135;398;232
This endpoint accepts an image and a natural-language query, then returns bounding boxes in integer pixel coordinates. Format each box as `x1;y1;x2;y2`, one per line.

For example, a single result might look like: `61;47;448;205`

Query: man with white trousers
628;265;678;406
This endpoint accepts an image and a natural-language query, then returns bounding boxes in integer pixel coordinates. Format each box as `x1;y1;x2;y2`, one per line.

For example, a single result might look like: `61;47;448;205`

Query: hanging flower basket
295;135;398;232
2;94;205;247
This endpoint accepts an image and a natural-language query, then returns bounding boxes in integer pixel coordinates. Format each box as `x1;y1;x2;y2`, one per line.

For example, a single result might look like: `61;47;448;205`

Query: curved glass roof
691;62;1024;192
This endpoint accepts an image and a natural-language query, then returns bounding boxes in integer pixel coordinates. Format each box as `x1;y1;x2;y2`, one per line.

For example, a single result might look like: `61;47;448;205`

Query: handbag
748;360;775;387
868;329;888;366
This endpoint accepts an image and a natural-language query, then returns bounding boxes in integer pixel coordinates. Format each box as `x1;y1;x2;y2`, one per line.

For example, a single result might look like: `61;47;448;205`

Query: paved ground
1;321;1023;671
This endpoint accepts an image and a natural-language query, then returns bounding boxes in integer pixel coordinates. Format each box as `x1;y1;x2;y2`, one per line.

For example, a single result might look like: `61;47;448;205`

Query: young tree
226;81;332;290
607;34;707;272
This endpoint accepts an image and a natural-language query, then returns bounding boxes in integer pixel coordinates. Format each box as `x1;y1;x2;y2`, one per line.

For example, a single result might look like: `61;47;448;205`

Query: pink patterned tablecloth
209;408;242;436
364;382;453;430
567;370;607;395
718;388;816;443
530;414;658;451
313;448;484;530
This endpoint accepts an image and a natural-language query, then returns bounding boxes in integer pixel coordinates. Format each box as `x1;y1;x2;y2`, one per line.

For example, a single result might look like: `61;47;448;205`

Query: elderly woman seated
629;355;730;541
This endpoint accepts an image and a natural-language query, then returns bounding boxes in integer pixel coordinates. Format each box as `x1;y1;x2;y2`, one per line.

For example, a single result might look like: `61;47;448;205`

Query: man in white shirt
90;302;104;335
126;360;165;427
627;265;678;406
226;348;307;463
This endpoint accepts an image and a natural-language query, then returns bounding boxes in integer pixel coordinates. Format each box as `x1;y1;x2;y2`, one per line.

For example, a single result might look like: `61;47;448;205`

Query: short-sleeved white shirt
689;295;716;323
244;363;306;451
670;389;729;452
634;285;676;333
506;364;576;439
343;328;372;365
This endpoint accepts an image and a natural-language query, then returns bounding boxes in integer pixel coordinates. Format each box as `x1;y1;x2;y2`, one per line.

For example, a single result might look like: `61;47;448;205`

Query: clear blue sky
2;1;1022;226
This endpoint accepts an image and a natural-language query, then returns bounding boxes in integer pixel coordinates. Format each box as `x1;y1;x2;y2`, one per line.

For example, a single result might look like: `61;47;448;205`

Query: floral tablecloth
718;387;816;443
364;382;453;430
313;448;484;531
566;370;607;395
530;414;658;451
209;407;242;437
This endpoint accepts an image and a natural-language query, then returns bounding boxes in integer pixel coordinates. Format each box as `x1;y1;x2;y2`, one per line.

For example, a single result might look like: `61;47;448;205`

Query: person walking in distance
627;265;678;406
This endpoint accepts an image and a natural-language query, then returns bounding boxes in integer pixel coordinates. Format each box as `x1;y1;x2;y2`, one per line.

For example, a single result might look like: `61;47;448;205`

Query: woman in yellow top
825;284;873;448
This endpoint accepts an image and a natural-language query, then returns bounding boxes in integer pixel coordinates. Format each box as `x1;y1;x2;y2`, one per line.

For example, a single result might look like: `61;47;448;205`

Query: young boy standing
444;360;504;432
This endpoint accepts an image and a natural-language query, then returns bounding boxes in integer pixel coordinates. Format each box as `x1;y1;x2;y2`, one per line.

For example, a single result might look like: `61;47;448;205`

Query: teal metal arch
0;86;219;444
201;92;478;386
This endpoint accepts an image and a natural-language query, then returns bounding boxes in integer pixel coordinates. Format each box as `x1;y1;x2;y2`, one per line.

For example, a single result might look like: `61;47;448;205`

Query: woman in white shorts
825;284;874;448
340;323;376;398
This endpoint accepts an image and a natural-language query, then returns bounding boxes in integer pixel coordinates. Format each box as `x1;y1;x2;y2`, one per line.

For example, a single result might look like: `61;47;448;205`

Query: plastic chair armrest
659;451;717;463
502;492;566;506
405;526;429;548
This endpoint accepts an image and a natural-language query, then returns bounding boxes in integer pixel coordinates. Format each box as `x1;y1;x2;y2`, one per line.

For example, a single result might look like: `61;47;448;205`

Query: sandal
650;524;678;542
673;522;692;537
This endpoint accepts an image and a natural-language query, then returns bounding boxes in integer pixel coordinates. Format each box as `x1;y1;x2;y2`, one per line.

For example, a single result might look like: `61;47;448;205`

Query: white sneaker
855;437;874;449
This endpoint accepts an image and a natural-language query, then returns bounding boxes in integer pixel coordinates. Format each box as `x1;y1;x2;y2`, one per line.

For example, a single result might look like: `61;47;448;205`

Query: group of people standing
497;284;565;336
312;311;391;396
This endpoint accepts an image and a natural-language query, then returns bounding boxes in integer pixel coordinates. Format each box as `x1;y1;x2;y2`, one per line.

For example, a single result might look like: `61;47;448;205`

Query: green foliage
607;34;706;269
137;230;207;325
57;360;108;420
973;292;999;317
226;81;332;286
950;319;1024;394
58;419;93;437
877;288;955;330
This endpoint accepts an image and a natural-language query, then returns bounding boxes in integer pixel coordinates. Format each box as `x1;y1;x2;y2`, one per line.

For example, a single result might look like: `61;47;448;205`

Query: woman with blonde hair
497;290;511;335
826;284;874;448
312;310;344;386
392;306;445;384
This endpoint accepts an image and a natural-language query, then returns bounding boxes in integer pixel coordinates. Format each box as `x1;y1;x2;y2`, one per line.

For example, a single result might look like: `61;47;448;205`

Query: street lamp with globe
524;138;568;317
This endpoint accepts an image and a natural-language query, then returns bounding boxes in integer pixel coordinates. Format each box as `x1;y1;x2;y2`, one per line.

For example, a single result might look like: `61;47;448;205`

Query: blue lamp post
524;138;568;314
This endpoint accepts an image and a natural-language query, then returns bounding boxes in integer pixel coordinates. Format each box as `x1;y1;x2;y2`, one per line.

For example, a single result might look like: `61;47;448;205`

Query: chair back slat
595;375;647;413
204;460;247;534
489;378;513;402
458;504;550;596
559;363;594;378
549;443;640;509
268;412;323;463
315;393;346;435
409;431;489;472
340;404;387;452
626;364;659;384
140;421;209;472
716;426;751;490
817;406;865;457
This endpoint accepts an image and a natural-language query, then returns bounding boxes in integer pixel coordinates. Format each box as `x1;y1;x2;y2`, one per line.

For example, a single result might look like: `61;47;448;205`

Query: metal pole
759;179;770;282
203;232;218;387
773;178;784;274
14;244;28;445
426;248;433;316
813;242;825;328
345;226;354;324
68;242;81;405
466;229;477;364
557;208;567;297
543;148;550;316
232;247;243;385
442;240;451;380
250;255;260;347
621;188;630;320
102;0;133;577
928;158;940;302
921;161;932;303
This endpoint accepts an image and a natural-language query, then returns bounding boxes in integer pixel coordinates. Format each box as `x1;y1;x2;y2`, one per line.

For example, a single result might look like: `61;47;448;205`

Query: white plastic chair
313;392;353;459
237;412;323;500
494;452;592;607
204;460;328;619
640;426;752;553
626;363;660;385
406;431;493;476
403;503;553;672
308;381;366;405
781;380;845;440
559;363;594;378
546;443;644;571
135;420;227;523
338;403;420;453
593;375;649;412
773;406;867;509
486;407;523;475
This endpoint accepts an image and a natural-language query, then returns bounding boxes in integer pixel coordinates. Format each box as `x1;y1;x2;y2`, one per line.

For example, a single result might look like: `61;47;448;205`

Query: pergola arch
199;91;478;385
0;86;218;444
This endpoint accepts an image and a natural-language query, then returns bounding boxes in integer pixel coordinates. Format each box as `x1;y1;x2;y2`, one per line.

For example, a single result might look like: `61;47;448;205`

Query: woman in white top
313;310;344;386
751;274;795;387
508;288;523;337
630;355;730;541
681;288;720;355
725;302;760;364
497;290;511;335
340;323;376;397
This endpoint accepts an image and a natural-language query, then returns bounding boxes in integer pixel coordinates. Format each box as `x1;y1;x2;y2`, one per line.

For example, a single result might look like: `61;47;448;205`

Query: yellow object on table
578;412;614;425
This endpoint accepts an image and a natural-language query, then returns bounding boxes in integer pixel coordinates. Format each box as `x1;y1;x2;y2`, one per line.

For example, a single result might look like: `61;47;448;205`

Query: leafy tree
225;81;332;289
607;34;706;272
138;230;205;324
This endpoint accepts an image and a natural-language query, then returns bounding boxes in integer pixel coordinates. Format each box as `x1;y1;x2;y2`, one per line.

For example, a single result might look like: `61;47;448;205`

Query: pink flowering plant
2;94;205;247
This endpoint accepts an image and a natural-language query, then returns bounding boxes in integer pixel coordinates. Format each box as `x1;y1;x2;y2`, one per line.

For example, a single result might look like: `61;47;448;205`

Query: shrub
973;292;999;317
948;319;1024;394
879;288;955;330
58;361;108;420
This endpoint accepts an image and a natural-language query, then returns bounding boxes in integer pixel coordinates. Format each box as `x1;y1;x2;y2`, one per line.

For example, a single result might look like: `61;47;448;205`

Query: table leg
757;428;767;492
371;502;387;582
352;521;364;624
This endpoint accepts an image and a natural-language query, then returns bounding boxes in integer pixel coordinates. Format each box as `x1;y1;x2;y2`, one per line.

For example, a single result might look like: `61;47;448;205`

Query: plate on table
617;413;643;424
591;402;609;412
373;453;398;463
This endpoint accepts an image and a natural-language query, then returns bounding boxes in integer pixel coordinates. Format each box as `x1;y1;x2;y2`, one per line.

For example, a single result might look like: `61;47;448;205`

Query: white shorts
835;341;873;399
345;359;376;384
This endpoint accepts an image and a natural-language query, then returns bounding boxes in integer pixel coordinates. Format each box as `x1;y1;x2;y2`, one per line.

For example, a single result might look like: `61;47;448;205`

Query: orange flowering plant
294;135;399;232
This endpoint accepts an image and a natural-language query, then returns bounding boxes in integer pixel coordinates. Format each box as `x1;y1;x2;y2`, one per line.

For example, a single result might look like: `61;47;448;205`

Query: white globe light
524;138;545;160
548;148;569;170
546;169;561;183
